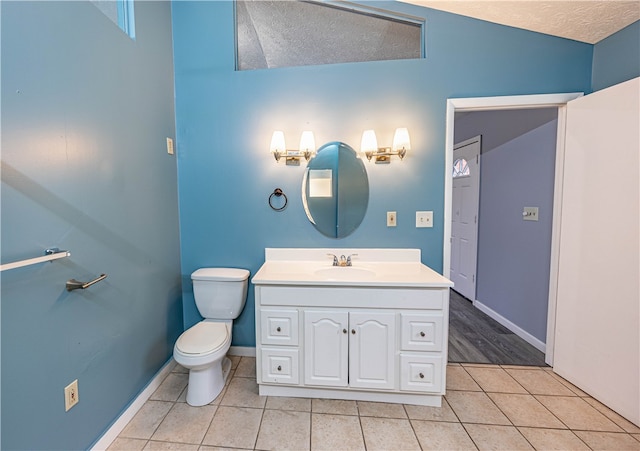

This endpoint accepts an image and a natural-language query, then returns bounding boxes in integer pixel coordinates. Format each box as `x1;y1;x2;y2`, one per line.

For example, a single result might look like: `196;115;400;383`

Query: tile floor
108;357;640;450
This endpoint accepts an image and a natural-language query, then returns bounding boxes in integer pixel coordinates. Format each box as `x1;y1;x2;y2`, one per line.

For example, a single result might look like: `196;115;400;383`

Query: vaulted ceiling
401;1;640;44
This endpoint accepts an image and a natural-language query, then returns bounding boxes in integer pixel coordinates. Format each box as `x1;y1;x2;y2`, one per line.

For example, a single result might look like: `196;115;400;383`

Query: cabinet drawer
260;309;299;346
259;286;444;309
400;313;443;352
400;354;443;393
261;348;299;384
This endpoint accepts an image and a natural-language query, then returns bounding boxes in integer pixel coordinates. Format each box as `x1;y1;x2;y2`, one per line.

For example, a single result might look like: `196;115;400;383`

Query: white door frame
443;92;583;366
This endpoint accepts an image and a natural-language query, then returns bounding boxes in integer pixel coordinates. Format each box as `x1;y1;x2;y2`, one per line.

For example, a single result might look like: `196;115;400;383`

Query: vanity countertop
252;248;453;288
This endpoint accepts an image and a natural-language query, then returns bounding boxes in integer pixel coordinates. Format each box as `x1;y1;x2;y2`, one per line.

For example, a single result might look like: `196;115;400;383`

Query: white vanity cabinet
254;286;450;406
304;310;396;390
252;248;453;407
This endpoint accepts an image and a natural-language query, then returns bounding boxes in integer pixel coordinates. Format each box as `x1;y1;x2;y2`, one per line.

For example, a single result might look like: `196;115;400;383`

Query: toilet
173;267;250;406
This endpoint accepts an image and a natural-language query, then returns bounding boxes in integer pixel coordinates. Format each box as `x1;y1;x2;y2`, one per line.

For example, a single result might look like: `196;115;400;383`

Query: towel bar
0;248;71;272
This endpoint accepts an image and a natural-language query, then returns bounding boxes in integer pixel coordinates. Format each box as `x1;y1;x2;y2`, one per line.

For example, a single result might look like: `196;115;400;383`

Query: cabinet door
349;311;396;390
304;310;348;386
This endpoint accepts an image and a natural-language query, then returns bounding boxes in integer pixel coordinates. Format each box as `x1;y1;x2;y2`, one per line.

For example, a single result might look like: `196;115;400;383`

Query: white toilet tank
191;268;250;319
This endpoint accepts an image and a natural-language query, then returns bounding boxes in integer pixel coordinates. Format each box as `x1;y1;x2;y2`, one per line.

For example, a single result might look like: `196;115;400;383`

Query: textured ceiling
236;1;422;70
400;1;640;43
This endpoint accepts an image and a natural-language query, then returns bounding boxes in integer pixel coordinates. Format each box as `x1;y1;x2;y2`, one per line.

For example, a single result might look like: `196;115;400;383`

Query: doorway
443;92;583;366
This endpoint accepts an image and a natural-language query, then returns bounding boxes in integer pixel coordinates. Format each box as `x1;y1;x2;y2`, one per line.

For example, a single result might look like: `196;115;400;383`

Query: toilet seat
175;322;229;355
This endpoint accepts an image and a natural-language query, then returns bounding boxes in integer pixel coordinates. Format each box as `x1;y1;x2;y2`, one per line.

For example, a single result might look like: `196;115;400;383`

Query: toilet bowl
173;267;249;407
173;320;233;406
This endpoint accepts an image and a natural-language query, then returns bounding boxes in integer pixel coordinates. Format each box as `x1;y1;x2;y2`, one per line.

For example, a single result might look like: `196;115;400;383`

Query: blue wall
4;0;637;447
1;2;181;449
172;1;593;347
592;20;640;92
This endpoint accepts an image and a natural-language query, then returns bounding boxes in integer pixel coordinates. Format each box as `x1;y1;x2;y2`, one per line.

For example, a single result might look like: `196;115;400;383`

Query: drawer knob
277;365;282;371
351;329;356;335
420;331;426;337
343;328;347;334
276;326;281;332
419;372;425;379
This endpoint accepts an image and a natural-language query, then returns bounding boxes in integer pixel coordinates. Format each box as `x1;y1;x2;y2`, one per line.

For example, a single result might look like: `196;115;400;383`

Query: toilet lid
176;322;229;355
191;268;249;281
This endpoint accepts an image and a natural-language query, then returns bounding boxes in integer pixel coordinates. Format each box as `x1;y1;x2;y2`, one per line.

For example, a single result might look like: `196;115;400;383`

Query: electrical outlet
64;379;79;411
387;211;397;227
166;137;174;155
416;211;433;228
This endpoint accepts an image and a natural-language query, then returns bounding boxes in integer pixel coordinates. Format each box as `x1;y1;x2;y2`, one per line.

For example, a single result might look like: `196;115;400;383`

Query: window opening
453;158;471;178
92;0;135;39
235;0;424;71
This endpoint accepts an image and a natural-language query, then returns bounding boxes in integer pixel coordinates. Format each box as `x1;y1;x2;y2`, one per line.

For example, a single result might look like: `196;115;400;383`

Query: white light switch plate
166;137;174;155
416;211;433;228
523;207;539;221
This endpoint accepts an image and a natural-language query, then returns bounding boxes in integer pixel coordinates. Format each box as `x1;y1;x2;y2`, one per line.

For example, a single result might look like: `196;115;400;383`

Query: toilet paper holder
66;273;107;292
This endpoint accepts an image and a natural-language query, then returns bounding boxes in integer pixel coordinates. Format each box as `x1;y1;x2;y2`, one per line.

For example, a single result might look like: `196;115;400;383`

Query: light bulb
270;131;286;154
299;131;315;153
360;130;378;153
392;128;411;152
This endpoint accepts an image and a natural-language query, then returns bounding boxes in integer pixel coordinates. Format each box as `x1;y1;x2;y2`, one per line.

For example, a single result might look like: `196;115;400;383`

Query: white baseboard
473;300;546;353
229;346;256;357
91;358;176;450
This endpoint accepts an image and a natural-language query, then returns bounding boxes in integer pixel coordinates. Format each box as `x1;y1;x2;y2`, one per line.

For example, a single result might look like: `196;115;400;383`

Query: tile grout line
463;364;529;395
533;394;628;434
458;423;481;451
113;358;639;450
253;393;266;450
404;404;429;451
513;425;594;451
357;407;368;451
461;364;549;451
485;372;578;439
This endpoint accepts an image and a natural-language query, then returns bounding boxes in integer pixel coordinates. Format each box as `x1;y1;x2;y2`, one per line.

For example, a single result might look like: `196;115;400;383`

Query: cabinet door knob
343;328;347;334
419;372;425;379
420;331;425;337
351;329;356;335
277;365;282;371
276;326;281;332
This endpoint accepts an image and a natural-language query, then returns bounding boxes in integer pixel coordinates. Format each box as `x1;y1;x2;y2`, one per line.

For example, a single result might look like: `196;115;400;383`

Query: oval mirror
302;142;369;238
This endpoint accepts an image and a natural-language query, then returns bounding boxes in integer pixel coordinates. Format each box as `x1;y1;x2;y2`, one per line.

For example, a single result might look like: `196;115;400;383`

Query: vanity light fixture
270;130;316;166
360;128;411;163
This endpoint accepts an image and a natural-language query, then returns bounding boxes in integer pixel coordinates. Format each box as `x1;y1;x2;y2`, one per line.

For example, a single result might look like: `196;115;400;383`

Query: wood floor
448;289;547;366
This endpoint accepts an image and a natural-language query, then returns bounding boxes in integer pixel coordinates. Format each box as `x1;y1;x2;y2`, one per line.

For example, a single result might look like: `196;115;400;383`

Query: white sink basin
314;267;376;281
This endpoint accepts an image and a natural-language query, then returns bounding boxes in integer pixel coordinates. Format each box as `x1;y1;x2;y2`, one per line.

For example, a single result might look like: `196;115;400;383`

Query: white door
304;310;348;387
450;136;481;300
349;311;396;389
553;77;639;426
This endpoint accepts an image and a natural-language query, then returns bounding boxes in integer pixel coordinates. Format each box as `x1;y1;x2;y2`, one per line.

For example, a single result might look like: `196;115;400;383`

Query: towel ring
269;188;287;211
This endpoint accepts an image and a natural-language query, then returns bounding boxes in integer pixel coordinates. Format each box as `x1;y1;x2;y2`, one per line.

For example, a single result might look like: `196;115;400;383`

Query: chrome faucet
327;253;358;266
327;253;339;266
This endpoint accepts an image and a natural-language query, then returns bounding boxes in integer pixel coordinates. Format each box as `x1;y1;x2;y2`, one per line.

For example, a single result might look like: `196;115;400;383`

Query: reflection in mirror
302;142;369;238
